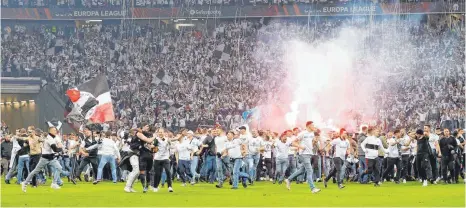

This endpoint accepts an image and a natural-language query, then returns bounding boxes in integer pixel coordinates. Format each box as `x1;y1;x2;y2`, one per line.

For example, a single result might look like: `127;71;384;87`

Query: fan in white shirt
324;129;350;189
175;133;195;186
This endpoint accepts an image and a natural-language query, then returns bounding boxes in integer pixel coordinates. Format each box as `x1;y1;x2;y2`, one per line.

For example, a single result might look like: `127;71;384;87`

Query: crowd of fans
1;15;465;133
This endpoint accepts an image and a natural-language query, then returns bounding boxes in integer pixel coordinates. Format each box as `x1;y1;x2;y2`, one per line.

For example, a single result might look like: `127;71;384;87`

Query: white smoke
253;18;462;132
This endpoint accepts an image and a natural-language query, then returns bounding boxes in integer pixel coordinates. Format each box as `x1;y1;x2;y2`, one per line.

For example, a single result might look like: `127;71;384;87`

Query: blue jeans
247;154;260;181
178;160;192;183
17;156;30;183
232;158;249;188
216;156;230;183
205;155;216;183
358;155;368;183
62;157;71;172
97;155;117;182
25;158;70;185
287;155;297;178
161;170;166;185
191;156;200;182
288;154;317;190
275;157;289;182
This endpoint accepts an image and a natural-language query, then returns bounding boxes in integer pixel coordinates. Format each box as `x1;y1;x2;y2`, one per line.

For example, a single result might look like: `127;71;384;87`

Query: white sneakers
402;179;406;184
181;183;186;187
124;187;137;193
152;188;159;192
311;188;321;194
50;183;61;189
285;179;291;190
422;180;428;187
315;178;321;182
168;187;174;192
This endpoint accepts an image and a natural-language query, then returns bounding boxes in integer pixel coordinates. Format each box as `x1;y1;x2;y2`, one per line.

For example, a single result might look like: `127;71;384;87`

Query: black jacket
1;140;13;158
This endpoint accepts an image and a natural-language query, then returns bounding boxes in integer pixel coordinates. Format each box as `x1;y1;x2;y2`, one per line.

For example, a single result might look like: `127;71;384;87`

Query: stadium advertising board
1;2;463;20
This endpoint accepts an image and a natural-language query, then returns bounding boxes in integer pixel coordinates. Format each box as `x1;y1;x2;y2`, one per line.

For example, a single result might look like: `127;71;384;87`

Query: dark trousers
362;158;381;183
441;156;455;181
430;150;438;180
29;155;41;186
154;159;172;188
409;155;418;178
264;158;274;179
416;154;432;181
383;157;402;182
400;155;410;180
326;157;343;185
75;157;98;179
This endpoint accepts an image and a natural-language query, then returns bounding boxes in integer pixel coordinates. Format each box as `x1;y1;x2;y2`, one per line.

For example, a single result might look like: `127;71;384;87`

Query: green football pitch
1;179;465;207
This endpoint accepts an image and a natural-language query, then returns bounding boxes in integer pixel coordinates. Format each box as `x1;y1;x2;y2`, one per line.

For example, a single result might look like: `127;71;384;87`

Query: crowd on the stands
1;16;465;132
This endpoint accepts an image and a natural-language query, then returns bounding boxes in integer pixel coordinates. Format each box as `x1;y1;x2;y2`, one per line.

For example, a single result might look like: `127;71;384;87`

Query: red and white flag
65;75;115;124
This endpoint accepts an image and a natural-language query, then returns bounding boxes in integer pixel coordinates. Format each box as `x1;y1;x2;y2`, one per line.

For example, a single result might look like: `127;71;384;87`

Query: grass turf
1;179;465;207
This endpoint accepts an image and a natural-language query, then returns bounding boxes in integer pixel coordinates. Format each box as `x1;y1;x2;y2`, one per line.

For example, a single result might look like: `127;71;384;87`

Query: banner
1;2;464;20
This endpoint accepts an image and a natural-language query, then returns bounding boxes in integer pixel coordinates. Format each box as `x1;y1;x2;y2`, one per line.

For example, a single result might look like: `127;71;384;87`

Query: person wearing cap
360;127;387;187
285;121;321;194
324;128;350;189
414;128;434;186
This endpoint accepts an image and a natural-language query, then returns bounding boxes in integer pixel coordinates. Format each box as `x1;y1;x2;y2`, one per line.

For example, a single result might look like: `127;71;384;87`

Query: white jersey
262;140;273;159
296;130;315;155
330;138;350;160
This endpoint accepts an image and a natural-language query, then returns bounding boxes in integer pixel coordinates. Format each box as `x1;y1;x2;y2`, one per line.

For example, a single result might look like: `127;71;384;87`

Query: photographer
439;128;457;183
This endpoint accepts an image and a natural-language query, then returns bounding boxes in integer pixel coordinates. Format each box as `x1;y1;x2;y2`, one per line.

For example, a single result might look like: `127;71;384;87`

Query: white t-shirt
225;138;242;159
262;140;273;159
330;138;350;160
428;134;439;150
154;138;170;160
176;140;193;160
214;136;228;153
248;136;263;155
296;130;315;155
275;140;292;159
